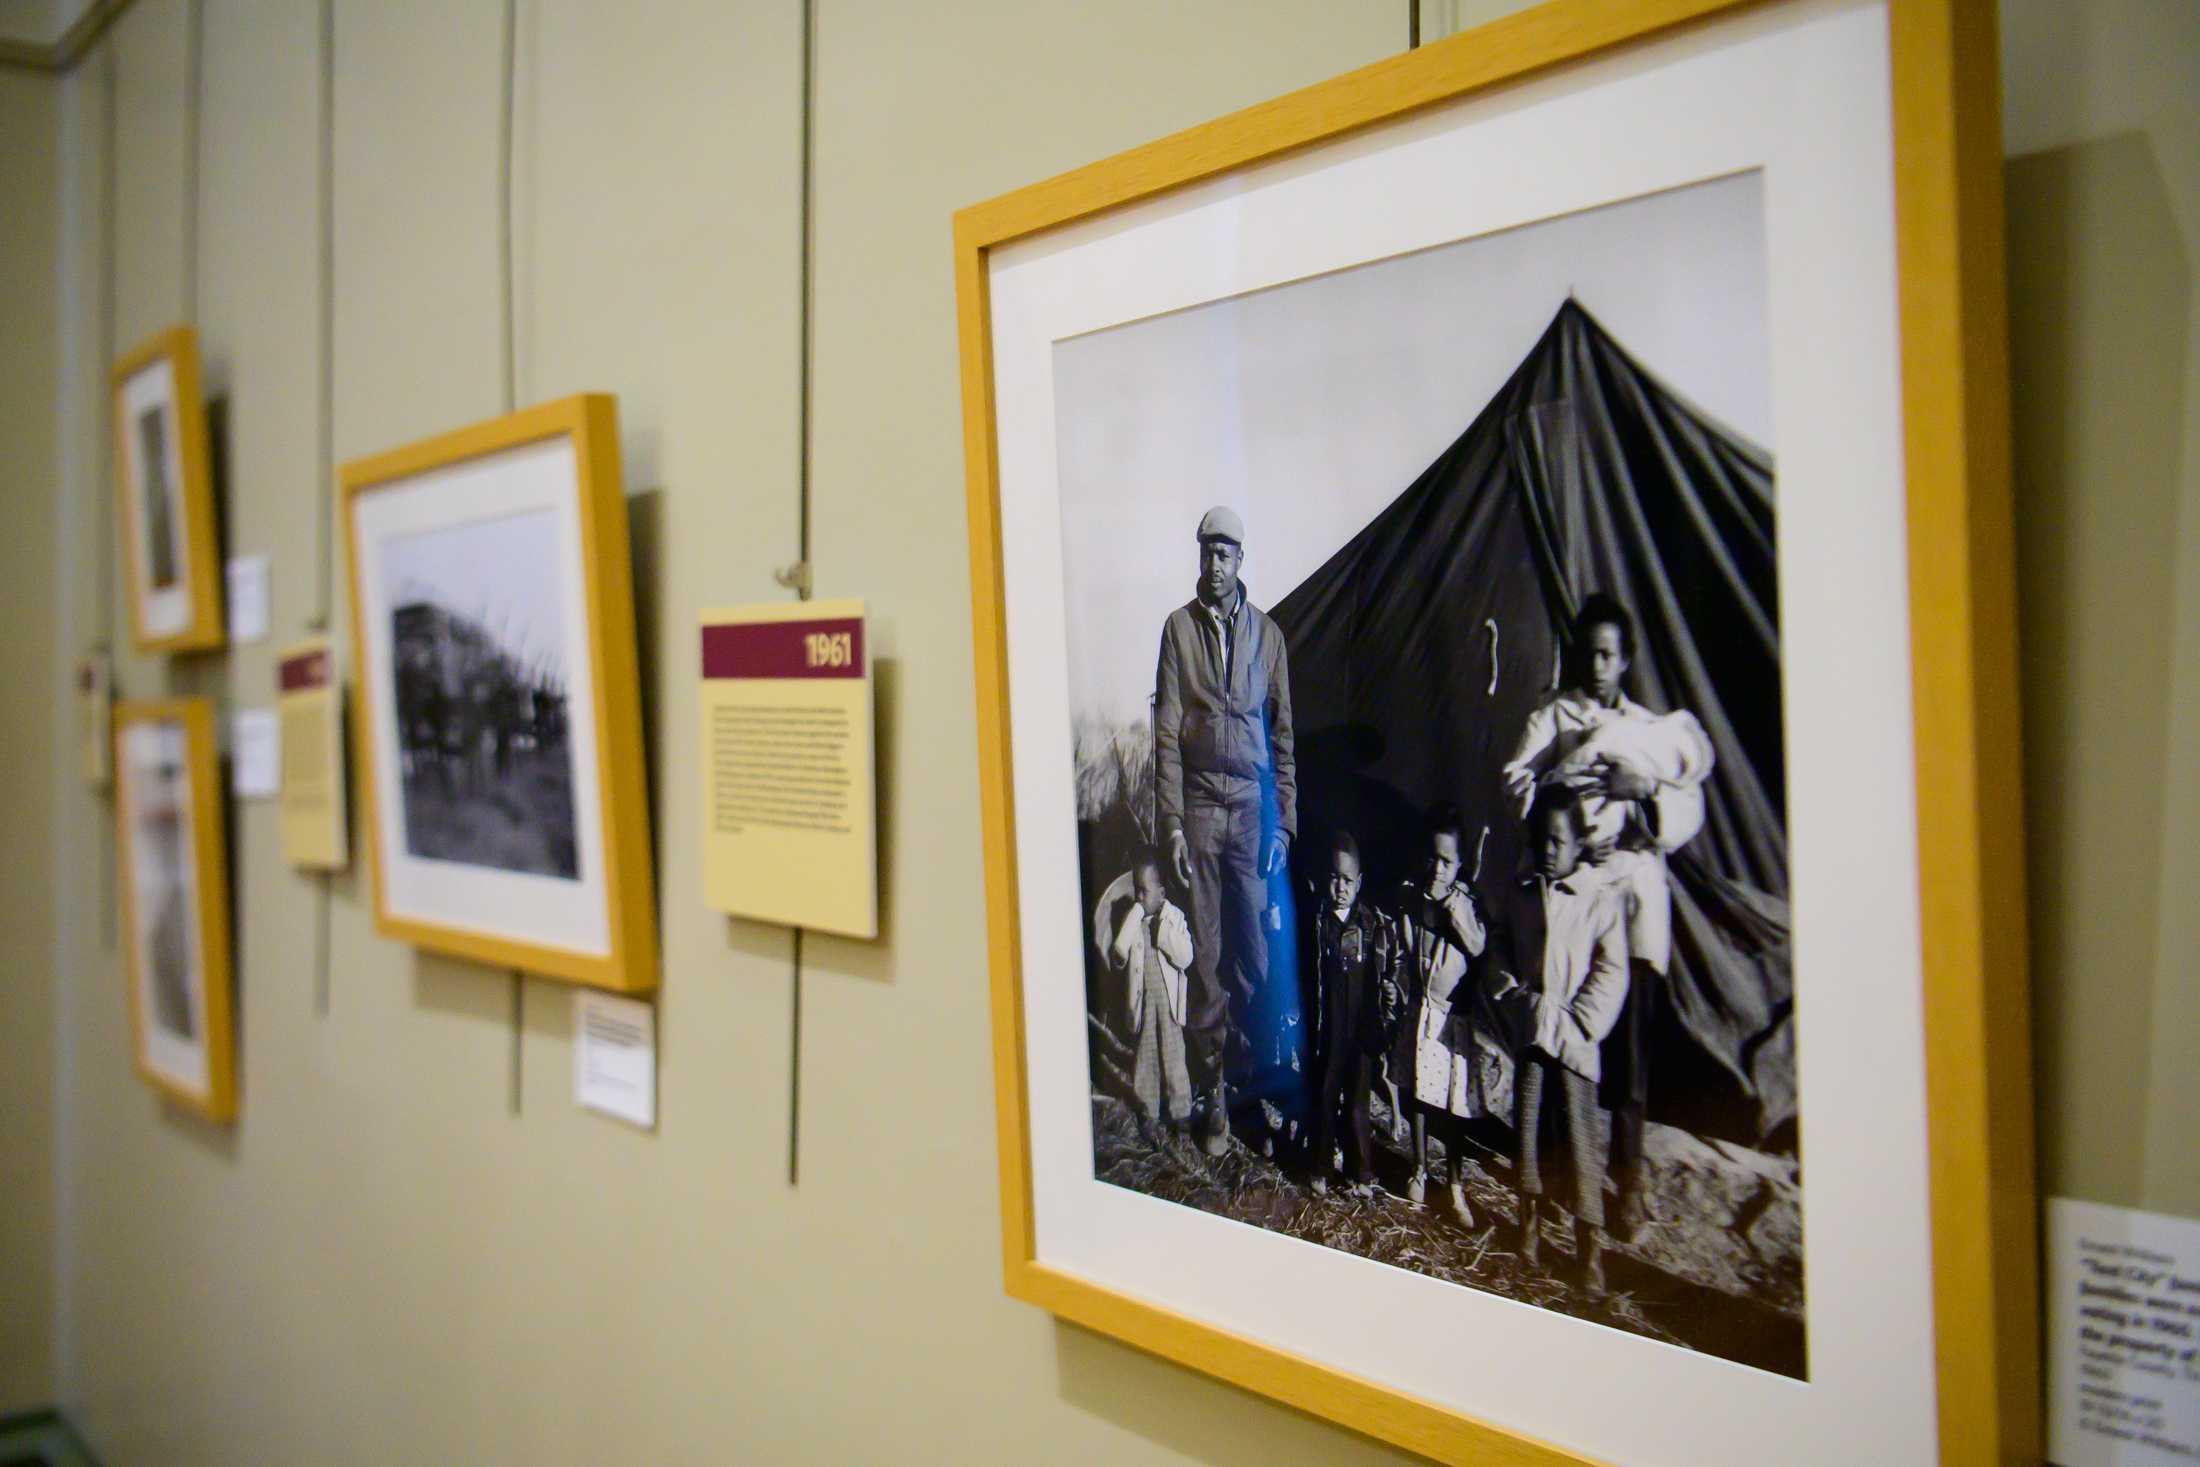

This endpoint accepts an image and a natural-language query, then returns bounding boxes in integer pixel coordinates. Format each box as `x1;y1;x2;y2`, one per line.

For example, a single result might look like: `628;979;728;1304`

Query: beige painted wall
41;1;1424;1463
2000;0;2200;1217
0;62;59;1418
4;0;2194;1462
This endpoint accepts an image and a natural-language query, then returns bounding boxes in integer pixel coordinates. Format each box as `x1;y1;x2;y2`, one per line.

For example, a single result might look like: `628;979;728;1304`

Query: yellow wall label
277;637;349;870
699;598;877;939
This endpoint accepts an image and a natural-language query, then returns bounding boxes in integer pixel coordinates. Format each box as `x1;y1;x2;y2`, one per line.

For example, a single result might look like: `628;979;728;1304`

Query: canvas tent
1269;300;1794;1144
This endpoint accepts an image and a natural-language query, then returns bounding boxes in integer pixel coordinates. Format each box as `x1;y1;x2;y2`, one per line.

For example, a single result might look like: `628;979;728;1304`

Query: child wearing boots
1485;789;1630;1301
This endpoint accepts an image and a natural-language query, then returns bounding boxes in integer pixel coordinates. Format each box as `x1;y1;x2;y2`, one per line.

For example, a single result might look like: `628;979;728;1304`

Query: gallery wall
1998;0;2200;1219
0;62;60;1419
0;0;2194;1462
29;1;1433;1463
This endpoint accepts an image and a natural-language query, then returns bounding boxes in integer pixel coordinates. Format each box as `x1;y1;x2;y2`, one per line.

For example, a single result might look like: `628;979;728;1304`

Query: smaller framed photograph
114;698;236;1121
341;394;658;993
111;325;224;653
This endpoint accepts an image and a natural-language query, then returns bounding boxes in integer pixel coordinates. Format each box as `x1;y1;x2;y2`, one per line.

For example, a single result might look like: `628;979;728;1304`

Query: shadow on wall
2005;130;2190;1205
157;1091;239;1161
627;480;665;883
412;948;522;1030
1052;1319;1416;1467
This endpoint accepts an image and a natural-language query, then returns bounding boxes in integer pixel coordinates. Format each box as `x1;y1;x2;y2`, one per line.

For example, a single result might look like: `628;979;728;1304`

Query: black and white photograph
136;403;180;591
112;326;222;652
114;699;236;1119
123;719;199;1046
381;508;580;881
1056;173;1800;1376
343;398;657;992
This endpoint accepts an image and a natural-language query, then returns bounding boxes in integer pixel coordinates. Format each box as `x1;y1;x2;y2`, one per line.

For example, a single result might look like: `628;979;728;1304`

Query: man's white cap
1197;505;1245;545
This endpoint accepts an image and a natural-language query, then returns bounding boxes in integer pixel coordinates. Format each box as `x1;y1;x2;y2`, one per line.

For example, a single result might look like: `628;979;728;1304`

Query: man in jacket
1155;506;1297;1157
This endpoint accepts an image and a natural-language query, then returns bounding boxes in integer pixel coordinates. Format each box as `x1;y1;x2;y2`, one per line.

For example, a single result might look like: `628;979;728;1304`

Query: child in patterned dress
1394;807;1489;1226
1110;852;1196;1131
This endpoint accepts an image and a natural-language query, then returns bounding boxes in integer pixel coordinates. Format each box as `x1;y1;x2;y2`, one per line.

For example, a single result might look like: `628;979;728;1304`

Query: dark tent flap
1272;301;1796;1144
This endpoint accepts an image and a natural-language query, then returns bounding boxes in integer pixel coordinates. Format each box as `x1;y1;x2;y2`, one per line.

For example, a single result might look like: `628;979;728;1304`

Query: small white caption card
225;554;270;644
2048;1197;2200;1466
575;990;656;1130
231;708;281;799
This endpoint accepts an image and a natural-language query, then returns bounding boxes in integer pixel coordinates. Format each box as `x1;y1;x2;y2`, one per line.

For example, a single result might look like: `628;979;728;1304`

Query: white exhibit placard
226;554;270;644
2048;1197;2200;1467
575;990;656;1130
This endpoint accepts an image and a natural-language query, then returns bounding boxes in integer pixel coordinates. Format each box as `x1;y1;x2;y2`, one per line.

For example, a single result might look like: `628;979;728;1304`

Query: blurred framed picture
115;698;235;1121
953;0;2034;1462
340;395;658;993
112;325;224;653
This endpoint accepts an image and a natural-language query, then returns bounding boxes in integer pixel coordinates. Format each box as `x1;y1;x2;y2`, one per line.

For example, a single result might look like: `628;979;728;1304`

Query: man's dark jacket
1153;587;1296;838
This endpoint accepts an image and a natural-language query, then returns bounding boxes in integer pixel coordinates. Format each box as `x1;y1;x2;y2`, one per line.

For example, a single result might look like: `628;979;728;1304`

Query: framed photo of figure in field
115;699;235;1121
954;1;2035;1463
341;395;658;994
112;325;224;653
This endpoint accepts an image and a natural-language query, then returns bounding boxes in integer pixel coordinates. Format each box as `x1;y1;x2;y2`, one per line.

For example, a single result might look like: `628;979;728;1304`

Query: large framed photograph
341;395;658;993
112;325;224;653
114;699;236;1121
954;1;2035;1462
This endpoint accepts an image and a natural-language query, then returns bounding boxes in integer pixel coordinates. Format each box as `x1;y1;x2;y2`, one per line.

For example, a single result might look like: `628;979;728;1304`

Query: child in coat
1111;853;1196;1130
1485;789;1630;1301
1305;830;1401;1196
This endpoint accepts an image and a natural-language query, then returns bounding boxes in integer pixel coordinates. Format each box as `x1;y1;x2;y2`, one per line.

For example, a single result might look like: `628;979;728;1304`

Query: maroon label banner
279;650;332;692
701;618;864;680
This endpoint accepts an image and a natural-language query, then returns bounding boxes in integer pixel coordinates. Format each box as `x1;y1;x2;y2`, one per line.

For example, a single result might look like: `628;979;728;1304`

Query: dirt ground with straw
1091;1083;1806;1378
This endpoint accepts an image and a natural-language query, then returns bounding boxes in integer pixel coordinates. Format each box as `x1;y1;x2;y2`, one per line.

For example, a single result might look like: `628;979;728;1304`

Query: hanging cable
184;0;202;322
499;0;524;1115
497;0;518;420
313;0;336;1018
786;0;820;1189
99;42;117;642
97;39;119;949
314;0;335;634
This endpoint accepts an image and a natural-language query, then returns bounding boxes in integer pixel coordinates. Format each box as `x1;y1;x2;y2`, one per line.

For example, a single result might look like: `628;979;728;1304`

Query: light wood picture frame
340;394;658;994
953;1;2034;1463
114;698;236;1122
111;324;224;654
